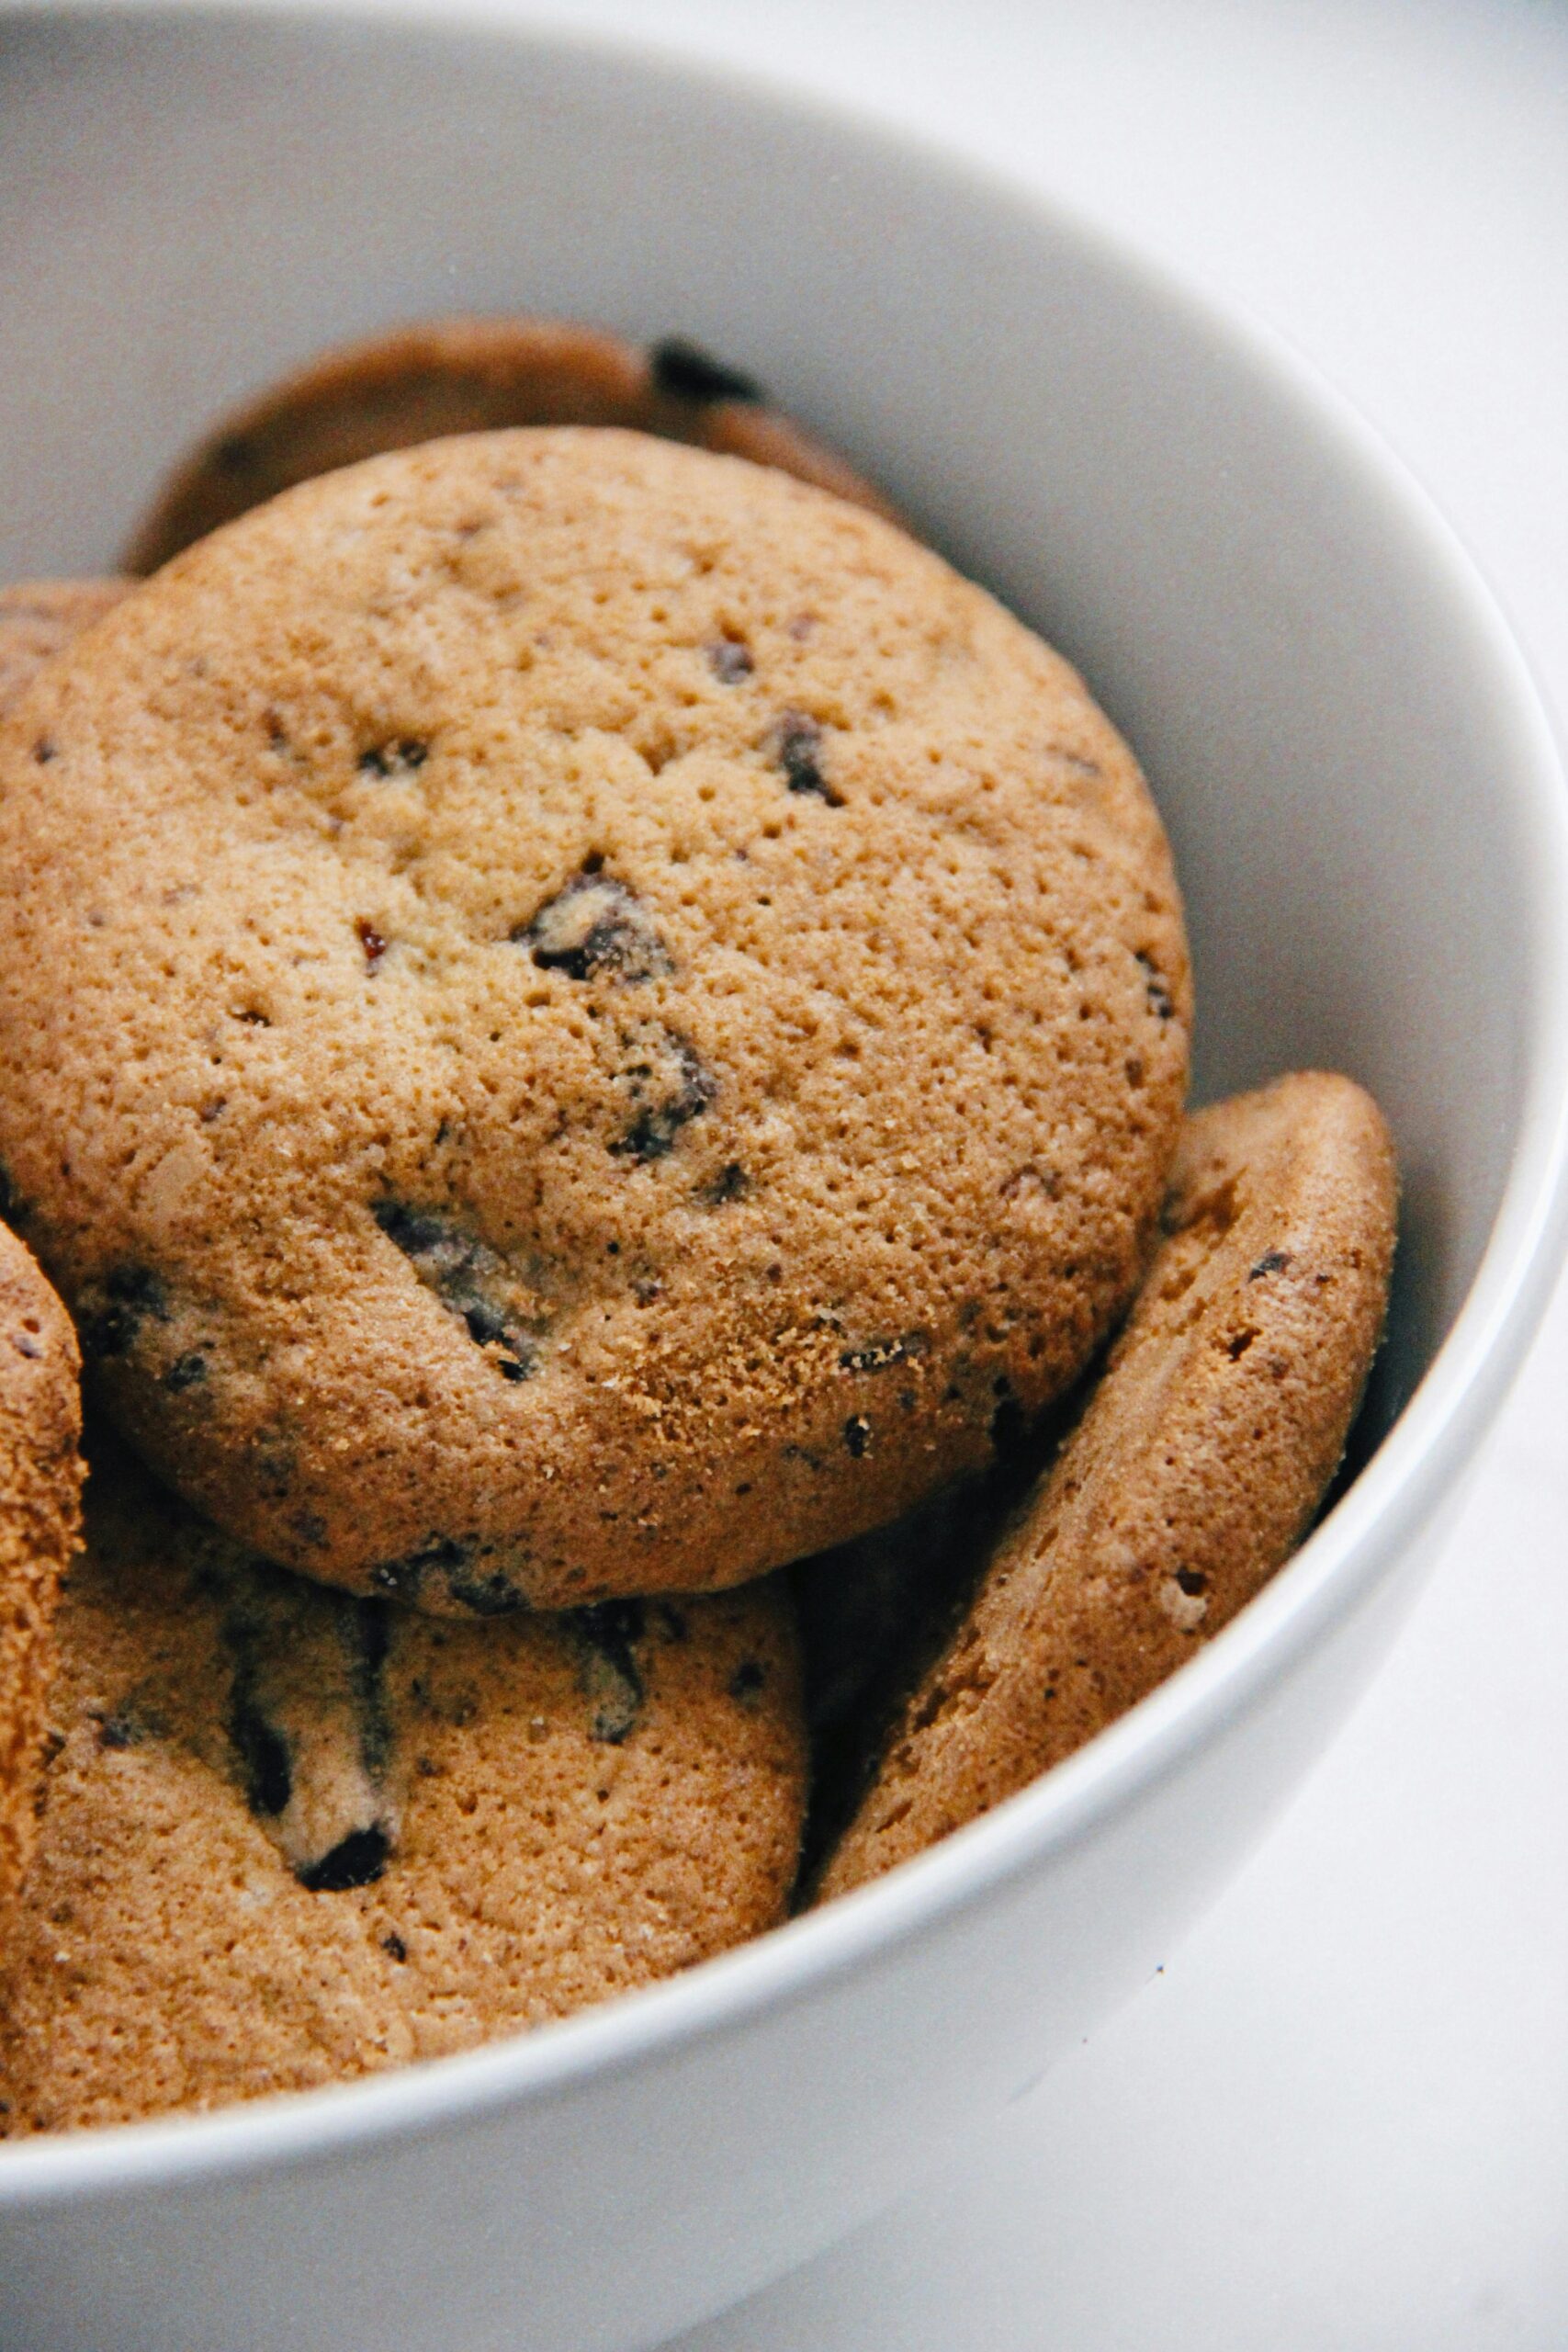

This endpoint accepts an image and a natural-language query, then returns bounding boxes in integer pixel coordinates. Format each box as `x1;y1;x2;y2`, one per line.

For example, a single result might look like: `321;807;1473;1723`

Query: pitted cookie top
0;1220;84;1924
0;1436;803;2136
0;427;1189;1608
0;579;130;717
817;1071;1396;1899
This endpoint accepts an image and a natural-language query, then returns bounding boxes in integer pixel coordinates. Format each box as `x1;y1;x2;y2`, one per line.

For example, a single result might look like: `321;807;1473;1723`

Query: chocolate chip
611;1029;716;1162
344;1598;394;1779
162;1351;208;1392
32;737;55;765
297;1824;389;1893
843;1414;873;1458
355;917;388;968
1248;1250;1292;1281
574;1598;646;1742
839;1332;929;1375
700;1160;750;1206
446;1564;526;1617
226;1676;292;1819
373;1200;543;1381
381;1930;408;1962
77;1264;169;1362
1174;1568;1208;1597
1135;950;1175;1021
357;739;428;779
649;338;762;405
728;1659;767;1702
370;1534;470;1606
707;639;754;683
96;1707;159;1750
520;872;673;984
770;710;842;805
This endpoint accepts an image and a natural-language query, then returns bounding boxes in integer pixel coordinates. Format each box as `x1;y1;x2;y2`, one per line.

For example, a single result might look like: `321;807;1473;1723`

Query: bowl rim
4;0;1567;2209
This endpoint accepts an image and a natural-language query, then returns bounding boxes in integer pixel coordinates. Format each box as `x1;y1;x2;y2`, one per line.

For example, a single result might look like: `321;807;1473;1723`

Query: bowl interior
0;5;1563;2199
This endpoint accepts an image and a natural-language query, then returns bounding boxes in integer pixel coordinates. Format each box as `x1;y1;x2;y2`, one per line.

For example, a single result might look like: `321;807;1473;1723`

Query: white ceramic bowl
2;13;1565;2350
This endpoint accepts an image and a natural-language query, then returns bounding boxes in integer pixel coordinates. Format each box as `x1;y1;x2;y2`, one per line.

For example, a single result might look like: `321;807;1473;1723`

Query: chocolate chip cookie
0;426;1190;1607
0;1433;803;2134
0;579;130;717
0;1221;84;1923
124;314;899;573
817;1071;1396;1899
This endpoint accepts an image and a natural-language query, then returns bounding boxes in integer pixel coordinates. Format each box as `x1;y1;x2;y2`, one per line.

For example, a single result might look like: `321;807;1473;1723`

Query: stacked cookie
0;319;1394;2135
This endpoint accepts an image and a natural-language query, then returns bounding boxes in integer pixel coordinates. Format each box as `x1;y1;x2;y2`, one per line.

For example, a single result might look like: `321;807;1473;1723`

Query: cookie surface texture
0;1437;804;2135
0;427;1189;1607
0;579;130;717
818;1071;1396;1899
0;1222;84;1923
123;315;899;572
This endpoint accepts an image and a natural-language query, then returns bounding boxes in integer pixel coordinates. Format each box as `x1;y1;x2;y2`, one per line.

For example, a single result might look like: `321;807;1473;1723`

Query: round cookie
817;1071;1396;1900
123;315;900;573
0;426;1190;1609
0;1433;804;2135
0;579;130;716
0;1220;84;1923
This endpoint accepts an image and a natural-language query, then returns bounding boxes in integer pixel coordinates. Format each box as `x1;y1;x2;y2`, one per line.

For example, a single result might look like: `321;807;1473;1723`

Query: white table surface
84;0;1568;2341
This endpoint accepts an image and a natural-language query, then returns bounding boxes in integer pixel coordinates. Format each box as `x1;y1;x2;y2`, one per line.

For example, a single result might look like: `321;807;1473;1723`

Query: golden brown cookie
123;315;899;572
0;1434;804;2135
0;579;130;716
818;1071;1396;1900
0;426;1189;1609
0;1221;84;1923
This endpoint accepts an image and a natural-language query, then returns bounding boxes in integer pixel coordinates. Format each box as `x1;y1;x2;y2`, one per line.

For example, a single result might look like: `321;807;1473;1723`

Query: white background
65;1;1568;2342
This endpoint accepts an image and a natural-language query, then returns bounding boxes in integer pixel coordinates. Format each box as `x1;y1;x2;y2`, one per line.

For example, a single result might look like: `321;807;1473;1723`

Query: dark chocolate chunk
520;872;673;985
297;1824;390;1893
162;1351;208;1393
728;1658;767;1702
357;739;428;780
370;1534;473;1607
77;1264;170;1362
649;338;763;405
842;1414;873;1459
1135;950;1175;1022
446;1564;526;1617
1174;1567;1208;1597
344;1597;394;1779
96;1706;160;1750
839;1331;929;1375
611;1029;716;1163
32;736;56;765
1248;1249;1292;1282
226;1671;292;1819
573;1598;646;1743
700;1160;750;1206
769;710;842;805
355;917;388;968
373;1200;542;1381
707;639;754;684
381;1931;408;1963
